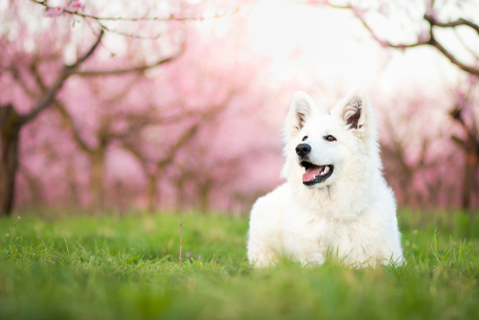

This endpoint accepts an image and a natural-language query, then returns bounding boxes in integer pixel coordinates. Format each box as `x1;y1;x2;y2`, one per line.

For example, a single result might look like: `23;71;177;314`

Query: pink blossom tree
0;0;241;215
448;78;479;211
2;0;282;215
110;16;280;214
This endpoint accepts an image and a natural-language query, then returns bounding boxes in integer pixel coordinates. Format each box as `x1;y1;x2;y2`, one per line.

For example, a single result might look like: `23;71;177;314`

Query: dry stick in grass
179;222;183;268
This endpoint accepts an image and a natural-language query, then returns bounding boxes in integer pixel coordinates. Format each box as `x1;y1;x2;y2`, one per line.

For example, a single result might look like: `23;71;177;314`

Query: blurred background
0;0;478;216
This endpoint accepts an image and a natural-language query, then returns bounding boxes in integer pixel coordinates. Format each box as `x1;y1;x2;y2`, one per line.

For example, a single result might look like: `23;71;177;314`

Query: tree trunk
66;158;80;206
0;105;20;216
89;149;105;210
176;176;187;212
146;174;157;214
198;181;212;214
462;148;479;213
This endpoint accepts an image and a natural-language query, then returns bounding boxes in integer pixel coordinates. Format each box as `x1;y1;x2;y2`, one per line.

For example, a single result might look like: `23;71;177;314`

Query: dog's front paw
247;241;279;268
299;253;325;267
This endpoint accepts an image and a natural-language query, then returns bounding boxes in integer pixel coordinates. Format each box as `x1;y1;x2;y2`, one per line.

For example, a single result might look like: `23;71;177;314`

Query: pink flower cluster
44;1;85;17
45;6;63;17
70;1;85;9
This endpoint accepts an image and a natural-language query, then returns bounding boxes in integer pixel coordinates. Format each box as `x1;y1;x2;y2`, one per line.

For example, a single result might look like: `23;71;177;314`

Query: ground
0;209;478;319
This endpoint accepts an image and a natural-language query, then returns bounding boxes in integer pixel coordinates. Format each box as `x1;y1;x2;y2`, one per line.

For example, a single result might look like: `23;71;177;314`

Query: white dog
247;90;404;267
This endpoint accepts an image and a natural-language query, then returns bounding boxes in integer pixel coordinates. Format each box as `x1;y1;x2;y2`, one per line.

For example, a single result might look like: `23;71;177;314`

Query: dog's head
281;90;380;189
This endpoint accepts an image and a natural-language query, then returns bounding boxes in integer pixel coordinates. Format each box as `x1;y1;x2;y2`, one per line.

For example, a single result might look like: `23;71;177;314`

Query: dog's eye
302;136;308;141
325;135;336;142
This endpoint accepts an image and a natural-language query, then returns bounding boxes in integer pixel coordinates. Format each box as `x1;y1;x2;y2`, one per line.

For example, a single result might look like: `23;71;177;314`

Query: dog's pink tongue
303;166;323;182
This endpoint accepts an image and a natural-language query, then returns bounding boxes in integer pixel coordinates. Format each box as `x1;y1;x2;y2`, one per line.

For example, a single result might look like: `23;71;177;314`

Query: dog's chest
283;209;374;260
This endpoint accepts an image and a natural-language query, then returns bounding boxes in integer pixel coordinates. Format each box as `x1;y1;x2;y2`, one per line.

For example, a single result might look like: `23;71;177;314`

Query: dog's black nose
295;143;311;157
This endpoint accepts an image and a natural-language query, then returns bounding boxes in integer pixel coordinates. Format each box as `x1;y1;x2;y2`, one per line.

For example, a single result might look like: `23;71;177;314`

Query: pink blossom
425;2;438;20
45;7;63;17
352;6;366;19
378;3;389;16
70;1;85;9
417;31;429;43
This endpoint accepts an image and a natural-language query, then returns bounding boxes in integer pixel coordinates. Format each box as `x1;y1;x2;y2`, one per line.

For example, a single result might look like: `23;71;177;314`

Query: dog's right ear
285;91;323;139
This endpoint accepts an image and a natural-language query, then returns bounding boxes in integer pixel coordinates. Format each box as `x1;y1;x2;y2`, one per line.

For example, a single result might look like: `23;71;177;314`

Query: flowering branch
31;0;240;22
31;0;240;39
308;0;479;78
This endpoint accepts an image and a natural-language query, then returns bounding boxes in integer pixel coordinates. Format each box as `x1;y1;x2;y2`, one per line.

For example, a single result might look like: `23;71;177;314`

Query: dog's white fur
247;90;404;267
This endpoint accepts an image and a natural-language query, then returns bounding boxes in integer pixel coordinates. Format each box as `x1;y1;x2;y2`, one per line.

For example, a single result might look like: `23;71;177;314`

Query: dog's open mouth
300;161;334;186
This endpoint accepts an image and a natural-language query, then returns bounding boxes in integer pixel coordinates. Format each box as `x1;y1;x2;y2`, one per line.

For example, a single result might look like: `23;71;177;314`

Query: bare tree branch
122;93;234;179
76;50;182;77
449;104;479;146
54;101;93;153
317;1;479;78
9;66;39;99
95;20;161;40
112;112;196;141
28;58;96;153
18;30;104;125
121;120;200;172
73;30;105;66
425;14;479;36
157;123;200;168
451;135;467;150
428;34;479;77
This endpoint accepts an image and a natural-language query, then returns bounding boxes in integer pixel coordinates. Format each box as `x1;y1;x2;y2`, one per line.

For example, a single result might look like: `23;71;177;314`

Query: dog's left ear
332;90;370;133
285;91;328;140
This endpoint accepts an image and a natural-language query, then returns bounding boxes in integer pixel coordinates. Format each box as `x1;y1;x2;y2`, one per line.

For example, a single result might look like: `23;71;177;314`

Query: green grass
1;210;479;319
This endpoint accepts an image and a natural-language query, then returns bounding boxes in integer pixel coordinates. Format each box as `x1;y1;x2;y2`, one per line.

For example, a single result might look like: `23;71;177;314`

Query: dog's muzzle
296;143;334;185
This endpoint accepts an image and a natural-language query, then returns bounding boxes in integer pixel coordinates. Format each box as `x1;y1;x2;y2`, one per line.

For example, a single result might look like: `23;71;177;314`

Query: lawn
1;209;479;319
